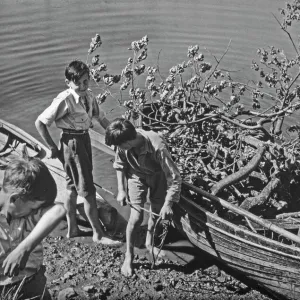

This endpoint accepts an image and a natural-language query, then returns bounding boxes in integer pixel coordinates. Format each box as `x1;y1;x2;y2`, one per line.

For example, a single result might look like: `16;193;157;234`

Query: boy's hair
105;118;137;146
65;59;90;84
2;158;57;207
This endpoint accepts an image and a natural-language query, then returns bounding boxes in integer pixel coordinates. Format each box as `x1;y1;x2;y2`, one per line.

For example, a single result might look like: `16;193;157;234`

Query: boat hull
173;196;300;300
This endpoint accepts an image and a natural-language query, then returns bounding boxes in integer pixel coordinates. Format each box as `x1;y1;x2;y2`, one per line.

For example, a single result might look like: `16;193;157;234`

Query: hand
159;203;173;220
117;190;127;207
2;247;29;277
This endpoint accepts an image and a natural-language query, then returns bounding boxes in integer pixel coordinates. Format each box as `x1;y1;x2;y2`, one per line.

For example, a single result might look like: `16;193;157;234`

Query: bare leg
79;193;105;241
80;194;122;246
145;208;156;252
65;189;80;238
146;206;166;258
122;205;143;277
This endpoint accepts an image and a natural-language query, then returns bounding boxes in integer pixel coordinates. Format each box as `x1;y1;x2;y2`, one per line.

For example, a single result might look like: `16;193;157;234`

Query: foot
121;255;134;277
66;228;89;238
94;236;123;247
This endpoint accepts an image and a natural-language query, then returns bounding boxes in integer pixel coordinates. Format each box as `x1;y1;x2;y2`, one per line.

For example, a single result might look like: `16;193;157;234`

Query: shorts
60;132;96;198
127;171;167;212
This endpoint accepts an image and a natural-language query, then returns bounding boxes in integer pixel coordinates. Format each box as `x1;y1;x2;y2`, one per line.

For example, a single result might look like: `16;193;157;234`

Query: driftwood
240;177;281;211
211;145;266;196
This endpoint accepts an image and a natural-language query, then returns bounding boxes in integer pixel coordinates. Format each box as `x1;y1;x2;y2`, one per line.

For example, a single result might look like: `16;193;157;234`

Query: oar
93;182;116;198
182;181;300;245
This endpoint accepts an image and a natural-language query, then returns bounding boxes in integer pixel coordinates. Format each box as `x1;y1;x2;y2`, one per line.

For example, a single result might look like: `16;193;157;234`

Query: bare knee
127;209;143;231
128;213;143;227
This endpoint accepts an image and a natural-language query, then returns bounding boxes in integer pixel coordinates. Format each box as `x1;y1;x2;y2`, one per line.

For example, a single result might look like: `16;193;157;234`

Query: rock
62;271;74;281
57;287;77;300
216;274;226;283
83;285;97;293
153;283;164;291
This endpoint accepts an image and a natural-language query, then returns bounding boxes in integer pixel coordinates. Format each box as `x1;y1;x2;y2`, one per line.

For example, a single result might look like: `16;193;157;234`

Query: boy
35;59;121;246
0;157;66;299
105;118;182;277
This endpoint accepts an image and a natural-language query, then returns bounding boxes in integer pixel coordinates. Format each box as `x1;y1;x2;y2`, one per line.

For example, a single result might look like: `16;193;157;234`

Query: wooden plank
182;183;300;245
180;222;300;300
180;217;300;275
249;218;300;231
176;198;300;257
89;129;115;157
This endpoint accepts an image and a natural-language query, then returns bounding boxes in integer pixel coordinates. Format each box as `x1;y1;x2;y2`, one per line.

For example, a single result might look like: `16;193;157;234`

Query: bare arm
92;97;110;129
3;204;66;277
35;119;59;158
157;147;182;219
116;169;127;206
158;147;182;205
98;116;110;129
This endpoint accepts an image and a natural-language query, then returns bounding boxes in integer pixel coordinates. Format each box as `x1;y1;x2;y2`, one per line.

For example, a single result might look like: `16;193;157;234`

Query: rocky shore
44;220;273;300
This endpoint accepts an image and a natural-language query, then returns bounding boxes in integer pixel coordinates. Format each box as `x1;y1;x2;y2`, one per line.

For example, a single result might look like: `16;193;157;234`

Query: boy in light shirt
35;59;121;246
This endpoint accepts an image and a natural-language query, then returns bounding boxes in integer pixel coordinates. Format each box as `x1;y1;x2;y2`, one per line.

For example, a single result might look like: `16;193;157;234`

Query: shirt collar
68;88;81;104
136;130;152;154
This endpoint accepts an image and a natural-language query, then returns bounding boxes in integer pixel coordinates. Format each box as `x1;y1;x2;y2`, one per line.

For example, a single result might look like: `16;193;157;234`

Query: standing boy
35;59;120;246
0;157;66;299
105;118;182;277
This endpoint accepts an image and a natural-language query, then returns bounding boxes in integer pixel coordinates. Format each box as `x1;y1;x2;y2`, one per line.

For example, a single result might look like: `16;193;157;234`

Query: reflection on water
0;0;289;198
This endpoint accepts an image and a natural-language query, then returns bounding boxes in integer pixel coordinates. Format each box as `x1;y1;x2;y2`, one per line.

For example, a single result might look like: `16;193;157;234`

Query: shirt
113;129;182;203
37;88;105;131
0;208;46;285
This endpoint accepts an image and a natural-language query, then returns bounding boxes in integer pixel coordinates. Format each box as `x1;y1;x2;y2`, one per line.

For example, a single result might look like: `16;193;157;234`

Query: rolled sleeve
157;147;182;203
37;97;68;127
92;97;105;121
113;149;128;171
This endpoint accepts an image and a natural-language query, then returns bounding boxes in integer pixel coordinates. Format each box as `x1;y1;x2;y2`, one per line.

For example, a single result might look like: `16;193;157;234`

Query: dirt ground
43;218;274;300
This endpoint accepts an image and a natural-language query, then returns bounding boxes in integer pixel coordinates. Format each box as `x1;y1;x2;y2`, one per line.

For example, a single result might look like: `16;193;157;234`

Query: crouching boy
105;118;182;277
0;157;66;299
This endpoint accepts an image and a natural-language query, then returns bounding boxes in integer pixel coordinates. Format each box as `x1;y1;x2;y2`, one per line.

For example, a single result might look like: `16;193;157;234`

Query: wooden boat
0;118;118;232
173;182;300;300
6;115;300;299
90;123;300;300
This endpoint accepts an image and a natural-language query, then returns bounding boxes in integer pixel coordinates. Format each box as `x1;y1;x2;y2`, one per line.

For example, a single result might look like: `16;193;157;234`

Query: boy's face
7;194;43;218
65;72;90;97
118;140;134;150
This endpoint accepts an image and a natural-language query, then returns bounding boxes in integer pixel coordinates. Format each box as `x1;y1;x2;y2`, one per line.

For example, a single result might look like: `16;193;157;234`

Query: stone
57;287;77;300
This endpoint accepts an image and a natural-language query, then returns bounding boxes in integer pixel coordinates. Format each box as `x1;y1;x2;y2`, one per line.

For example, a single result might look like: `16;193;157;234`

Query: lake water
0;0;292;216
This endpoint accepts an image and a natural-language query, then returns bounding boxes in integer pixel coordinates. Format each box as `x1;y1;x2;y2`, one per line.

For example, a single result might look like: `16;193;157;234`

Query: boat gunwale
177;198;300;260
0;119;48;157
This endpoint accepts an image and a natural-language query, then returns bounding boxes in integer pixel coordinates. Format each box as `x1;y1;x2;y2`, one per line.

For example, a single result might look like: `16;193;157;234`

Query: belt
62;129;89;135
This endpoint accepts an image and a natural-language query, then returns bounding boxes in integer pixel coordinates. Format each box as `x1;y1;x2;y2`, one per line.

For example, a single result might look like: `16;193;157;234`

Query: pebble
57;287;77;300
83;285;97;293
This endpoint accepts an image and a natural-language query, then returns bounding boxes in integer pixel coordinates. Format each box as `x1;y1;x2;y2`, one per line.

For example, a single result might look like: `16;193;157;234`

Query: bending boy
35;59;120;246
105;118;182;277
0;157;65;299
